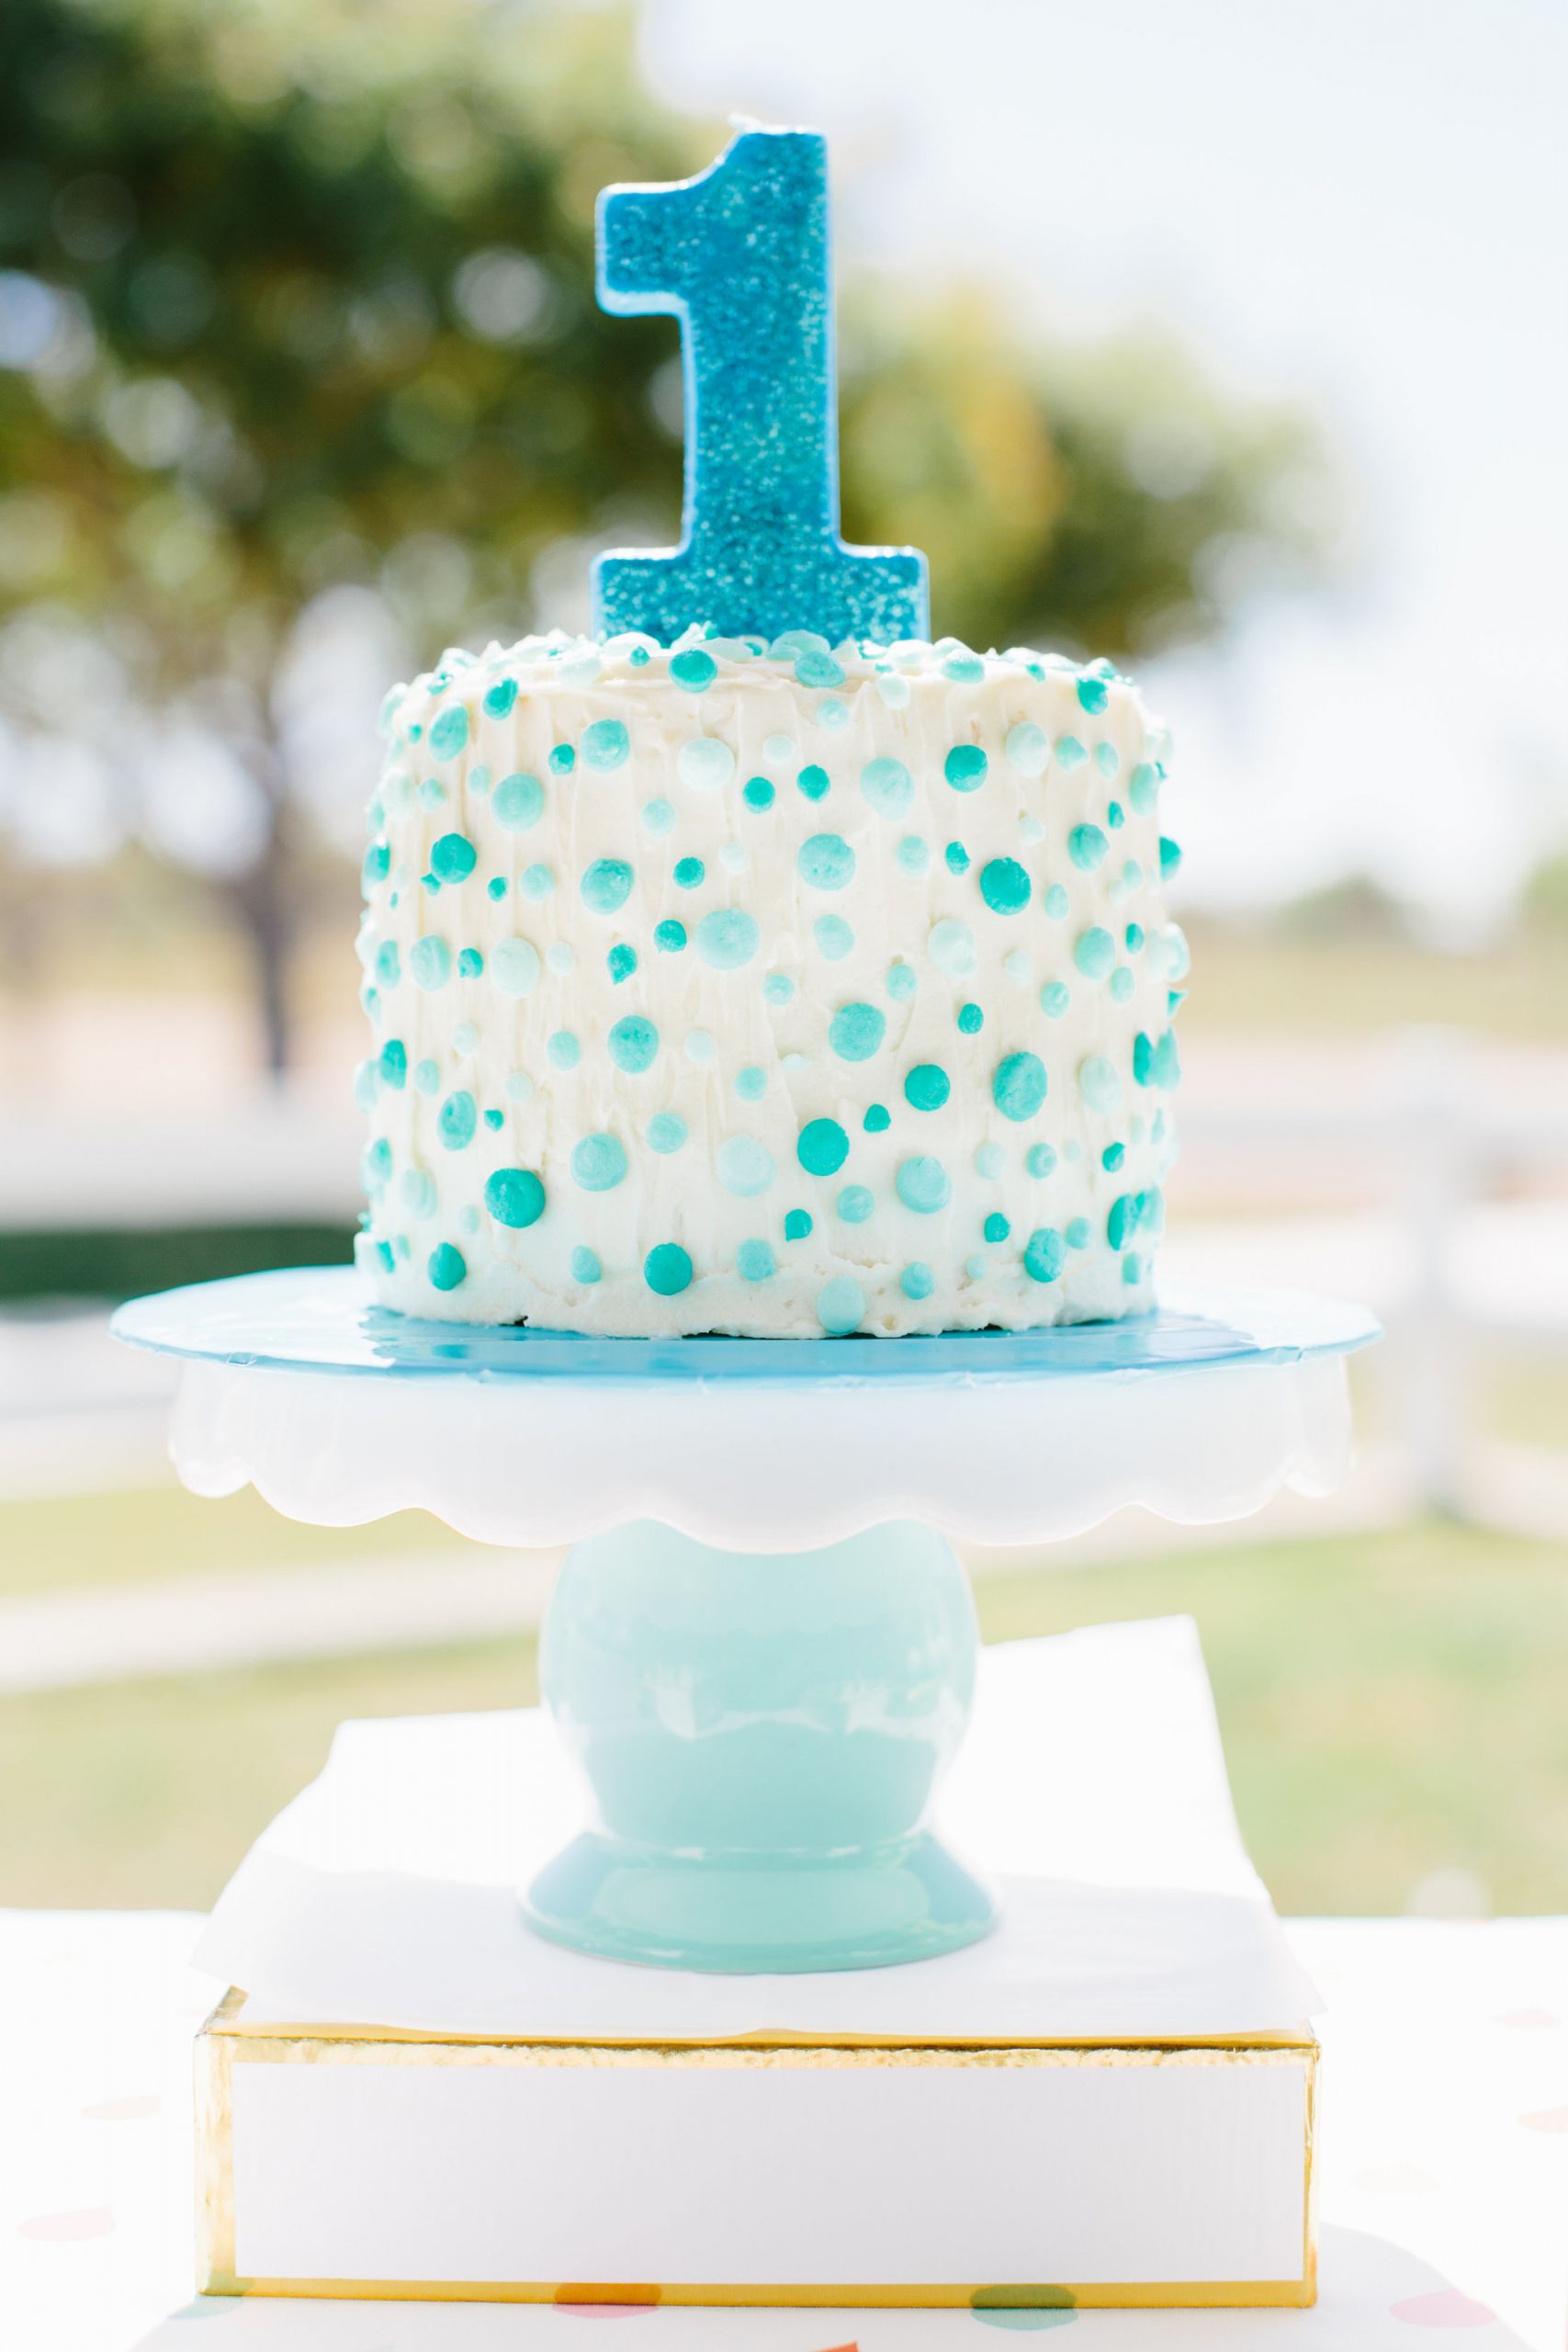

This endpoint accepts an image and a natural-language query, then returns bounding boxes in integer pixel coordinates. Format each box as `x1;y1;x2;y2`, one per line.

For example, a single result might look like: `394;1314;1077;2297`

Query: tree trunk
224;726;295;1080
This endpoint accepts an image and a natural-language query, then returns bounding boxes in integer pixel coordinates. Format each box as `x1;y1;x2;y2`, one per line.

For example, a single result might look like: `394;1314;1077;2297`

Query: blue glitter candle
592;125;929;649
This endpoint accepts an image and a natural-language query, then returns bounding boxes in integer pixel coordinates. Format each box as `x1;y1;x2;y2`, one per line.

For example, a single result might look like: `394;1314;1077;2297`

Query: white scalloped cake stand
114;1270;1377;1977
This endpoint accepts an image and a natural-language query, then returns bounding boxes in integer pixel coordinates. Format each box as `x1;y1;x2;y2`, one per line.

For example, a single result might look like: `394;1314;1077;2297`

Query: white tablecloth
1;1910;1563;2350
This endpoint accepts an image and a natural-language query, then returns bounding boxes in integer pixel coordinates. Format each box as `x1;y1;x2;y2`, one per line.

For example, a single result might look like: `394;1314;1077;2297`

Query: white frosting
355;631;1184;1336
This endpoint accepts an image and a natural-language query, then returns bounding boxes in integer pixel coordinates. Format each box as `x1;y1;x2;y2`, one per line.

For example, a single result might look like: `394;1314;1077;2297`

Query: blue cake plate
113;1264;1378;1386
113;1268;1379;1973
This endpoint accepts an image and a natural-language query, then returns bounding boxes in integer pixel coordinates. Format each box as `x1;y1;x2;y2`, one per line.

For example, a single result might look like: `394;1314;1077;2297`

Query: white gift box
194;1620;1319;2311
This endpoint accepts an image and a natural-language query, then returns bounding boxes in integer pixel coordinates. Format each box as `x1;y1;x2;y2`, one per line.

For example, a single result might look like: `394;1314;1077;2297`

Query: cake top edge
378;628;1166;751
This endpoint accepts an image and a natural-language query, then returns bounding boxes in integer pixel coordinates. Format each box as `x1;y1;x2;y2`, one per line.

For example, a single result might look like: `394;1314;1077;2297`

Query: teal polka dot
378;1038;407;1088
482;677;518;719
795;647;844;687
1109;966;1134;1004
491;938;541;998
486;876;507;901
413;1057;440;1096
581;858;633;914
976;1142;1005;1178
482;1109;502;1131
1055;734;1088;770
677;737;734;791
581;718;629;771
641;797;675;837
521;863;555;899
547;1031;581;1070
1005;721;1050;776
362;1136;392;1191
648;1112;687;1155
1066;1216;1091;1250
734;1066;766;1102
484;1168;547;1228
942;650;985;683
738;1238;775;1281
798;832;855;890
437;1091;477;1150
944;743;988;792
671;857;704;893
670;647;717;692
431;831;477;883
929;918;977;978
1128;761;1160;813
897;833;930;874
897;1157;952;1214
979;858;1032;916
570;1246;602;1283
644;1242;693;1296
862;755;914;819
984;1213;1010;1243
993;1052;1047;1123
1041;982;1070;1018
375;940;401;988
945;842;971;875
762;972;794;1005
1103;1142;1126;1171
905;1063;951;1113
1160;835;1182;878
717;1136;775;1196
400;1167;435;1218
411;936;452;991
607;1016;659;1074
695;908;760;969
796;763;830;801
492;773;545;831
818;1276;865;1336
743;775;775;811
1023;1227;1066;1283
798;1118;850;1176
783;1209;813;1241
829;1001;886;1061
1125;922;1145;954
1027;1143;1057;1178
428;706;468;760
1068;824;1108;873
863;1103;891;1134
814;914;855;959
457;948;483;979
957;1002;984;1035
548;743;576;775
1078;1055;1122;1112
1106;787;1124;818
428;1241;467;1289
837;1184;874;1223
1044;884;1069;920
571;1133;627;1193
654;919;687;953
900;1261;935;1301
1074;927;1116;979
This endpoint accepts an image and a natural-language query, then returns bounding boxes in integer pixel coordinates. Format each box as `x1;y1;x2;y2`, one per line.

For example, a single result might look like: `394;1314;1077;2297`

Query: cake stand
113;1271;1377;1977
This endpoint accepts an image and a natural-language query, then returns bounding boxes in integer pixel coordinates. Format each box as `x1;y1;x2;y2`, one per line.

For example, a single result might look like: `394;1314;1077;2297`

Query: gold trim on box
197;1987;1318;2311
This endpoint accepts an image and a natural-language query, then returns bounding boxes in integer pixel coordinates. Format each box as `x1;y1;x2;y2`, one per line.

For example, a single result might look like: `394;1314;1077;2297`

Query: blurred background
2;0;1564;1919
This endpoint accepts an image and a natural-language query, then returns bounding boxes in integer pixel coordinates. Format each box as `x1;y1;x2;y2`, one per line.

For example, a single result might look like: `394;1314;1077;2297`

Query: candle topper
592;126;929;650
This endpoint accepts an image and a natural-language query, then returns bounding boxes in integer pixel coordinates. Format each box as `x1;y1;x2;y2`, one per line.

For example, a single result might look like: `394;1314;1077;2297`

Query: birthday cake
355;631;1184;1336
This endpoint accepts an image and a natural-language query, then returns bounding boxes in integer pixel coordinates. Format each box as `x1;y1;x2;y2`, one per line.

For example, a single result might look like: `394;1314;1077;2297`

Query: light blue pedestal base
523;1519;995;1973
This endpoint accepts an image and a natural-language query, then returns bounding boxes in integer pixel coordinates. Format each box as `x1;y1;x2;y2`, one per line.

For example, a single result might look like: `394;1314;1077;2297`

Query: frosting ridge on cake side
355;629;1185;1336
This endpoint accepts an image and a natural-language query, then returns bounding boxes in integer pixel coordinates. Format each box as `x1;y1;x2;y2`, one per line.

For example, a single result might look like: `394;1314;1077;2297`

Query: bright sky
642;0;1568;928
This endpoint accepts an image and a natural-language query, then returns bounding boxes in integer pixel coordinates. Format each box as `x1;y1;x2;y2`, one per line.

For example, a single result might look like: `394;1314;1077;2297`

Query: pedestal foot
522;1518;995;1973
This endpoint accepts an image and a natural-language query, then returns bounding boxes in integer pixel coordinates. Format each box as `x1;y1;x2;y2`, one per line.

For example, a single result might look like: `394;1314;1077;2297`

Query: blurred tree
0;0;1332;1070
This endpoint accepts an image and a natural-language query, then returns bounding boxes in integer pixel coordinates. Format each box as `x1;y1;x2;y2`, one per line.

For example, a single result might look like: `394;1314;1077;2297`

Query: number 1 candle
592;124;930;650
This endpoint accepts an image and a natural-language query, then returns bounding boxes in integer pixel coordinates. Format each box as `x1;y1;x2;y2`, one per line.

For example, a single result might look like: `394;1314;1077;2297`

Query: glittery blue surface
592;127;929;647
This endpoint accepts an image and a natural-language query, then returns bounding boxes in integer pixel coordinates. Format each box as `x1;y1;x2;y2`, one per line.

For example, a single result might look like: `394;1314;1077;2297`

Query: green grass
0;1480;470;1600
2;1518;1564;1917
